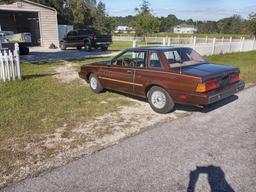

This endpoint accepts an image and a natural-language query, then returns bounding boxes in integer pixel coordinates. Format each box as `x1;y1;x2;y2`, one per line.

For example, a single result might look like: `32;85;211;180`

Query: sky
101;0;256;21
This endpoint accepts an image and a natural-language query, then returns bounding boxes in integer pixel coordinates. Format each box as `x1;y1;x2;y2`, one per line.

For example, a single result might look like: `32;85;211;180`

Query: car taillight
196;80;218;93
229;73;240;84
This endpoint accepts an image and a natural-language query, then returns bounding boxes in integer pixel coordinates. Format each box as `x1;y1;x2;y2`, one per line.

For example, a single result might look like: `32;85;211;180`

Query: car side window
112;51;146;68
148;52;163;69
164;50;182;64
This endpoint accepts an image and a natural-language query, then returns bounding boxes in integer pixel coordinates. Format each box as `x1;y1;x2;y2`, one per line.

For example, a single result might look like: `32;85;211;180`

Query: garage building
0;0;59;47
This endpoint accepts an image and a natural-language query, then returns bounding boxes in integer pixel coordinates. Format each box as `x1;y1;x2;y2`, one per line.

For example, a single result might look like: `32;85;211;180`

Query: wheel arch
145;84;170;98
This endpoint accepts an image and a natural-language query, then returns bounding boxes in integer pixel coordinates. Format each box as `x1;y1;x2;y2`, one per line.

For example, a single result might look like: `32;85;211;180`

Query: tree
132;0;160;36
159;14;180;32
92;1;112;33
248;13;256;36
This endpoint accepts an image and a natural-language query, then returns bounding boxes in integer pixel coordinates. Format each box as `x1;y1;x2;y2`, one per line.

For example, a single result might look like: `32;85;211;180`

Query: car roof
126;46;191;51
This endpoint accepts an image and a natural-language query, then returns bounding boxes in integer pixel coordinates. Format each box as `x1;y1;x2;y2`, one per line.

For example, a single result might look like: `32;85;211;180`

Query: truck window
67;31;77;37
78;30;94;36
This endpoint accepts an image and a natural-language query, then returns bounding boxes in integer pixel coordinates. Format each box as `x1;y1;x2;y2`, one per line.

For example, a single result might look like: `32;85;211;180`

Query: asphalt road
2;86;256;192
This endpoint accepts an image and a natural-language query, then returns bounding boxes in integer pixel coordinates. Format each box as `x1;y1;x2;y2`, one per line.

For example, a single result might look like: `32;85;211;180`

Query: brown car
79;46;245;114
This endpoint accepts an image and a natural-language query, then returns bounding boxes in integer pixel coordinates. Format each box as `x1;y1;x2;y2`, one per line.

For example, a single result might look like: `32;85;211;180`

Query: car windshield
164;48;207;68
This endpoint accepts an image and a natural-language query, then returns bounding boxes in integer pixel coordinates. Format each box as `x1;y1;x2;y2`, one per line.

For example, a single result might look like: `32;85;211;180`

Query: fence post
229;37;233;52
252;36;255;50
162;37;166;46
205;36;208;43
212;38;216;55
240;37;245;52
167;37;171;46
132;40;136;48
9;50;15;80
0;52;5;82
3;50;11;81
193;37;197;49
14;43;21;80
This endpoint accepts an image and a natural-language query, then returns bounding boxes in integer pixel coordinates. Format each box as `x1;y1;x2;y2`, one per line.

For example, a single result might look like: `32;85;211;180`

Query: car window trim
147;51;164;70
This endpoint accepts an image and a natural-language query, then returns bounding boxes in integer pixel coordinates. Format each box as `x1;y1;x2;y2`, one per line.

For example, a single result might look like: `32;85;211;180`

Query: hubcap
151;91;166;109
90;77;97;90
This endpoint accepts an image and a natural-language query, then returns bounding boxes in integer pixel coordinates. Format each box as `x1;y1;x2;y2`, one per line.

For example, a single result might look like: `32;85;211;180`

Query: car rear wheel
89;74;103;93
148;86;174;114
77;46;82;50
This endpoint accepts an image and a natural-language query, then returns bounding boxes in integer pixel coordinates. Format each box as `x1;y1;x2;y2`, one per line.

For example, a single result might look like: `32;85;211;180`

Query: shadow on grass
23;73;57;80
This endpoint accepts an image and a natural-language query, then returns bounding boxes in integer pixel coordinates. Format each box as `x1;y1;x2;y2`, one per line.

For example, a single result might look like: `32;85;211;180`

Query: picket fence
0;43;21;82
114;36;256;56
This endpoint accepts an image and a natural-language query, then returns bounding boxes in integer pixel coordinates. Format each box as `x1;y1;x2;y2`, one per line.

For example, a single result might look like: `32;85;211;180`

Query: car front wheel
148;86;174;114
89;74;103;93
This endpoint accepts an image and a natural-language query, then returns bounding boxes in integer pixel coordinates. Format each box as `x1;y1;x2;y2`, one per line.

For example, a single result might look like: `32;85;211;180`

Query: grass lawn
207;51;256;84
0;59;134;186
0;61;133;140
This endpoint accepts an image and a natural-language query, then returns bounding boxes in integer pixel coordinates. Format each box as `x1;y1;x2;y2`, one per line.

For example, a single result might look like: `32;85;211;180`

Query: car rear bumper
206;80;245;104
172;80;245;106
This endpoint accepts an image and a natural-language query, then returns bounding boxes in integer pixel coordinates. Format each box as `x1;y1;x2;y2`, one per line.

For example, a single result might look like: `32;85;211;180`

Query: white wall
58;25;73;39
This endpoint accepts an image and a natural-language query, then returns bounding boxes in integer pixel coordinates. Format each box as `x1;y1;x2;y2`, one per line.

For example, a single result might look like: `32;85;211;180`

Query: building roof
175;23;196;28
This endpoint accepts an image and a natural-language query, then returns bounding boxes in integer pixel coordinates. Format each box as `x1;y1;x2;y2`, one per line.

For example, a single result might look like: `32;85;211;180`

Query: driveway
2;86;256;192
21;47;120;63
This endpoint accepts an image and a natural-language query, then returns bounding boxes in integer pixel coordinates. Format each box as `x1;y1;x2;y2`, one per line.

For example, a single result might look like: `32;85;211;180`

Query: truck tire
101;46;108;51
60;42;66;50
147;86;174;114
89;74;103;93
84;40;92;52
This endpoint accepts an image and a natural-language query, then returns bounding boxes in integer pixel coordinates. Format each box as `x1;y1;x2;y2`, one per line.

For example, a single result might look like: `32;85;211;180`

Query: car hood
177;63;240;81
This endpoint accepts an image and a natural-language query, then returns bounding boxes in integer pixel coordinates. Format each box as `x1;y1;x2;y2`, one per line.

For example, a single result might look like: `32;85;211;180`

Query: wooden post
229;37;233;52
252;36;255;50
162;37;166;46
212;38;216;55
132;40;136;48
205;36;208;43
193;37;197;49
3;50;10;81
0;52;5;82
9;50;15;80
14;43;21;80
167;37;171;46
240;37;245;52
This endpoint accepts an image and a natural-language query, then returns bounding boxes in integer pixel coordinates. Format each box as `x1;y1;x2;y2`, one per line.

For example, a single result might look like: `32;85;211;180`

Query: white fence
0;43;21;82
113;36;256;56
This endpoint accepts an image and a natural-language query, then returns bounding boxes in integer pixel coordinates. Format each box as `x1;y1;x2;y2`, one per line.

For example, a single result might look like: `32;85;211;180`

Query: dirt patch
0;96;190;188
53;61;83;84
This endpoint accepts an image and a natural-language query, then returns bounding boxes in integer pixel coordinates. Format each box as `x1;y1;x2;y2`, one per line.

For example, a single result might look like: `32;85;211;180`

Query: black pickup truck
60;29;112;51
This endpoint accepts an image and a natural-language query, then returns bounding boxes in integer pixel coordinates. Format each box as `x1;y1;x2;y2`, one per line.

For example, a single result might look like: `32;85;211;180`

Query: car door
98;50;146;93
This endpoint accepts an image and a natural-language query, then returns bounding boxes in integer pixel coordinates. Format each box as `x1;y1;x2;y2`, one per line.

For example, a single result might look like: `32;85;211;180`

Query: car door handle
127;70;132;74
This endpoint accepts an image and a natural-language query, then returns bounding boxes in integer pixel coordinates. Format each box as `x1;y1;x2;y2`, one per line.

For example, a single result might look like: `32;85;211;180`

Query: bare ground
0;63;190;188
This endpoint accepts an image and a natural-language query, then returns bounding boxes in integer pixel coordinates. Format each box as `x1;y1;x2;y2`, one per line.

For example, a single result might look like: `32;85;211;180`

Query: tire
89;74;103;93
77;46;82;50
60;42;66;50
101;46;108;51
84;41;92;52
147;86;174;114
